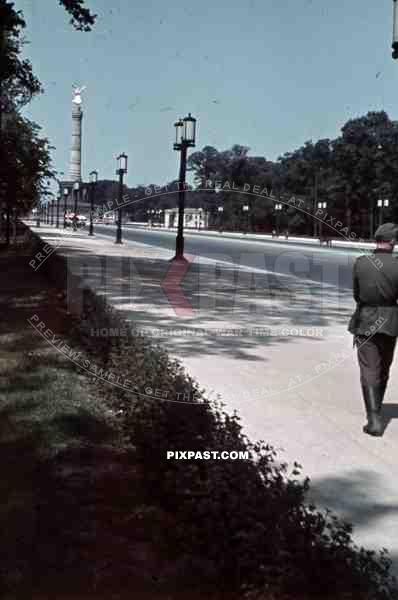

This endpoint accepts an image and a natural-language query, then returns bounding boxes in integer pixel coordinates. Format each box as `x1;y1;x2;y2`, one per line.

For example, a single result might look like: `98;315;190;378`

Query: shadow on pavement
61;251;354;360
307;469;398;577
382;403;398;432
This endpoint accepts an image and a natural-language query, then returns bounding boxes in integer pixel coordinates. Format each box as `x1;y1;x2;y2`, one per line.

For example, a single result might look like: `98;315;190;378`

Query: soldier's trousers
355;333;397;387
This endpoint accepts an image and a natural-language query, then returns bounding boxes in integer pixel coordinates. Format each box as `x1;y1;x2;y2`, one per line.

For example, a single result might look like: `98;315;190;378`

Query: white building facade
164;208;209;229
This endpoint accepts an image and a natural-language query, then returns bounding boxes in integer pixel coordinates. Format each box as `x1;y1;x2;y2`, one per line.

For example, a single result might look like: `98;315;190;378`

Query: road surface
93;224;362;290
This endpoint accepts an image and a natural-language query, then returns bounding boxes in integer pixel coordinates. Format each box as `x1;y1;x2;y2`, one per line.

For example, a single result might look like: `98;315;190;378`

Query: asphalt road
94;225;361;290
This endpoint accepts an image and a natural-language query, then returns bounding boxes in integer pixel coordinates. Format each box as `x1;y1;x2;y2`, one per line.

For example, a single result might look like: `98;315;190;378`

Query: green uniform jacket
348;249;398;337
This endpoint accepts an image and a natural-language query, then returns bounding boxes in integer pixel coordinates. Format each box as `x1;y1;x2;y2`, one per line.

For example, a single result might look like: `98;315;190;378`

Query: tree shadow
306;469;398;579
60;250;354;361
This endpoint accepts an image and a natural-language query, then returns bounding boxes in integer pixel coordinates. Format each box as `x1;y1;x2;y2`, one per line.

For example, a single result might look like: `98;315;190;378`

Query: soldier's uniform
348;222;398;436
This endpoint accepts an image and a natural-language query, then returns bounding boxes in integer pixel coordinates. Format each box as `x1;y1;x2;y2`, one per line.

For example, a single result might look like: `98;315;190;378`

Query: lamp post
312;171;319;237
89;170;98;236
173;113;197;260
73;181;80;218
63;188;69;228
274;202;283;236
56;192;61;228
317;201;327;239
55;171;64;229
115;153;127;244
377;198;389;227
198;207;203;230
393;0;398;58
218;205;224;230
242;204;249;232
72;181;80;230
156;208;163;226
49;197;54;226
82;185;88;223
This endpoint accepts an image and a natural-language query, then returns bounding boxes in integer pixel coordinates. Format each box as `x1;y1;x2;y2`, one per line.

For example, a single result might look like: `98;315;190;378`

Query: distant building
164;208;209;229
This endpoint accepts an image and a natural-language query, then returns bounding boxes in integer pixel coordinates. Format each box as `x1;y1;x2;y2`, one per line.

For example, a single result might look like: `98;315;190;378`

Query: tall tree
277;139;333;236
58;0;96;31
331;111;398;237
0;1;42;125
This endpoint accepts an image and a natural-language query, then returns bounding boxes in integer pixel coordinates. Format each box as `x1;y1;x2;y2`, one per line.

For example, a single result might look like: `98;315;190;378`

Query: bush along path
1;227;397;599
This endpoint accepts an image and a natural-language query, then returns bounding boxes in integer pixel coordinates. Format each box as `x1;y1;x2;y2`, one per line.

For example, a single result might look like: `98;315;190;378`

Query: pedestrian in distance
348;223;398;436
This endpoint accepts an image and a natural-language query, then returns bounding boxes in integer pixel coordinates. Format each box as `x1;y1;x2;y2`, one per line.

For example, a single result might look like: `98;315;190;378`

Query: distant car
91;216;114;225
77;215;87;226
64;213;87;228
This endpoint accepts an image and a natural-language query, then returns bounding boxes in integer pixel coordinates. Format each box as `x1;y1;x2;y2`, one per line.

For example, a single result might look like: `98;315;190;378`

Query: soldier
348;223;398;436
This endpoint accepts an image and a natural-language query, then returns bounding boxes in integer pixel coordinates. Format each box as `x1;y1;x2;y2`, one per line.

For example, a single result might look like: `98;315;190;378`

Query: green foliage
58;0;96;31
53;268;398;599
0;0;94;234
0;113;53;224
0;1;54;234
0;1;42;108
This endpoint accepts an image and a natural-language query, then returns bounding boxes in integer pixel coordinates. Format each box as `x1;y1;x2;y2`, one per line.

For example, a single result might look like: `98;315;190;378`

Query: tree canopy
0;0;96;239
58;0;96;31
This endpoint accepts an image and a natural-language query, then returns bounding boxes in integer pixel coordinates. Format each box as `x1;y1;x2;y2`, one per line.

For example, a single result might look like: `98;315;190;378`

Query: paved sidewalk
32;225;398;577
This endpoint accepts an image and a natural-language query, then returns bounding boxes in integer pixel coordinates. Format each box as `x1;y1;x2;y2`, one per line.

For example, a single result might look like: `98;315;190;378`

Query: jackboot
379;379;387;411
362;384;384;437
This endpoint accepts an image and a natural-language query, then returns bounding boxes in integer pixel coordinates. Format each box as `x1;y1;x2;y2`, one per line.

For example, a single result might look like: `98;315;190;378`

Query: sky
15;0;398;189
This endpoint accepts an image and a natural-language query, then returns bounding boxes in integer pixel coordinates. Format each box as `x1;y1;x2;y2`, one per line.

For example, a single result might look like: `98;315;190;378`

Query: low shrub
37;240;398;600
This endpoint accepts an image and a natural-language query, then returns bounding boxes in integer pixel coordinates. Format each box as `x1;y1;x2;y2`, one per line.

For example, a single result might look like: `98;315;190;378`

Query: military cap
374;222;398;241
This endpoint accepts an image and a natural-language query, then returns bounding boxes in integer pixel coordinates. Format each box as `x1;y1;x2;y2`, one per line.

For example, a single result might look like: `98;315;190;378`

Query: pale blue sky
17;0;398;187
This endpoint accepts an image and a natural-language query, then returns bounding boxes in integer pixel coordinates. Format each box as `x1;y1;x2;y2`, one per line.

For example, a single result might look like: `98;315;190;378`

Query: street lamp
317;201;327;239
56;192;61;228
36;202;41;228
54;171;64;229
73;182;80;228
115;153;127;244
89;170;98;236
217;205;224;231
50;197;54;226
147;208;156;228
198;207;203;230
393;0;398;58
173;113;197;260
377;198;389;227
274;202;283;236
63;188;69;228
242;204;249;233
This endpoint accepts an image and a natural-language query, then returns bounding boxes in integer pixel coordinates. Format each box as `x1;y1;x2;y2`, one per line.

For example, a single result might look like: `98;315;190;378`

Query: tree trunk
5;201;10;246
344;194;352;235
12;210;17;243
